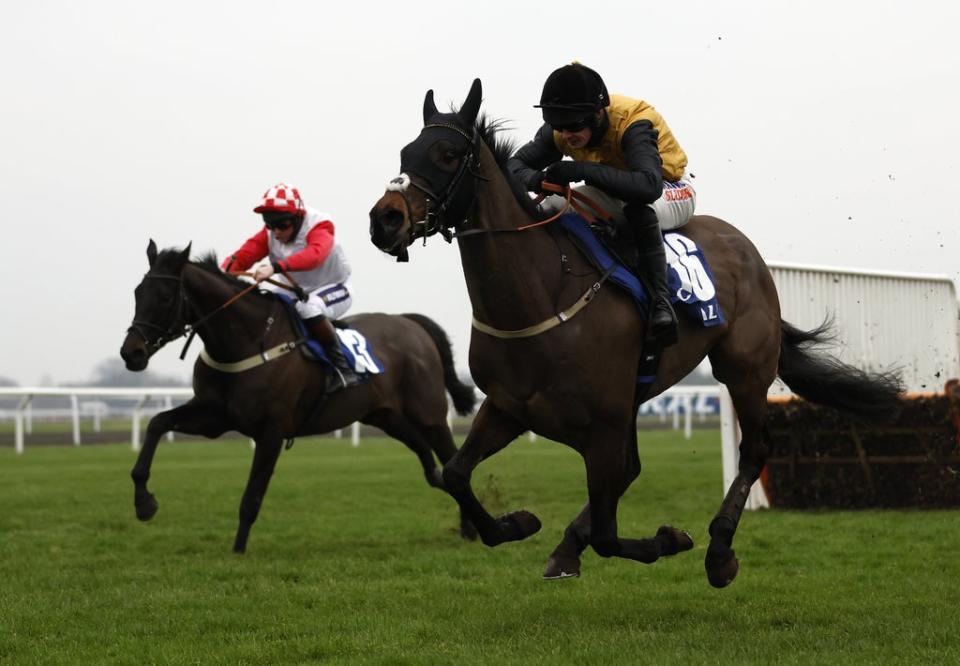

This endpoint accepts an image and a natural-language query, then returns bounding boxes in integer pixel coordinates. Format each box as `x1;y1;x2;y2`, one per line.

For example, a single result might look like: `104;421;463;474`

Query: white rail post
351;422;360;447
15;394;32;455
70;394;81;446
165;395;175;442
683;394;693;440
334;429;342;439
719;386;739;496
131;395;150;451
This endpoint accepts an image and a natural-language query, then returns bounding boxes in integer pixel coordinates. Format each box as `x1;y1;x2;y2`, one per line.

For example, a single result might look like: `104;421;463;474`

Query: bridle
386;124;612;257
128;273;189;354
127;268;304;360
388;123;486;248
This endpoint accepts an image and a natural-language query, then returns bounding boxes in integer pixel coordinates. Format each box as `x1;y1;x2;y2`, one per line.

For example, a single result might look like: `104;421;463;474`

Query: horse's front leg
581;426;693;568
233;429;284;554
131;399;229;521
441;399;539;547
543;501;591;579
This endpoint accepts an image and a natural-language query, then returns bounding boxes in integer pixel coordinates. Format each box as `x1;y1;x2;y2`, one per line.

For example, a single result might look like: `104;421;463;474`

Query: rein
128;266;308;361
454;183;610;238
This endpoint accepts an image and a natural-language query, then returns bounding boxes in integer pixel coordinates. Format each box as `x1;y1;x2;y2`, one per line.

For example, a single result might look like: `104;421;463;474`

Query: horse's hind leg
703;383;770;588
369;412;476;540
233;431;284;554
371;411;446;489
130;400;228;521
442;399;539;547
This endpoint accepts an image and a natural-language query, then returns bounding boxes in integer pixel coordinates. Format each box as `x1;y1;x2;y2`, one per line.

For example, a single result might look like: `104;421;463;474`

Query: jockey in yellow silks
508;62;696;347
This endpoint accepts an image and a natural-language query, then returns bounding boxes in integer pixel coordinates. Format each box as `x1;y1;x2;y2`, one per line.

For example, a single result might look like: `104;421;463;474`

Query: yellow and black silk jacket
507;94;688;205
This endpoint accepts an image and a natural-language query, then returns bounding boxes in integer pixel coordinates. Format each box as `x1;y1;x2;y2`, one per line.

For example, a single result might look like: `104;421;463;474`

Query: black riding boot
304;315;362;392
625;203;679;347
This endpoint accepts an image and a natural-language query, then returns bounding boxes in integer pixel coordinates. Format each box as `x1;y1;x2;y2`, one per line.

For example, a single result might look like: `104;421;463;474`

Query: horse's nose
381;207;405;231
369;205;405;247
120;342;148;371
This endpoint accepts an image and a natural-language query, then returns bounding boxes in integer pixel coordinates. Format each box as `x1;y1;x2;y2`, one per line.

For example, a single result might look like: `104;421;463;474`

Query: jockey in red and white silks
222;182;360;391
222;184;353;320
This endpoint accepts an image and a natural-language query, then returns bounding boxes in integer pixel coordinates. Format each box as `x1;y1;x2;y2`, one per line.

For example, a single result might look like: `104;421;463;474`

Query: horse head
369;78;484;261
120;239;192;371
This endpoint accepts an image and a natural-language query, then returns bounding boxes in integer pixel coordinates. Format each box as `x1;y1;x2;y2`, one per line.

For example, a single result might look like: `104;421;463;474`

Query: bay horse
119;240;477;552
368;79;902;587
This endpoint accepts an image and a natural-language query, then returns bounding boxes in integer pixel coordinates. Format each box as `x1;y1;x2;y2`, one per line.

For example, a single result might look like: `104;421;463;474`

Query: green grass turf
1;431;957;664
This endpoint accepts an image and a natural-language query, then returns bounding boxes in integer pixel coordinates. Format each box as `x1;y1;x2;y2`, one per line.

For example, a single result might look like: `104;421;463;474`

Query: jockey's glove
544;160;584;187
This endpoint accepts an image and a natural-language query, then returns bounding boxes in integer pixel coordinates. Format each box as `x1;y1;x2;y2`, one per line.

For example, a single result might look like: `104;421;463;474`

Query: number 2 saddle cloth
278;296;385;380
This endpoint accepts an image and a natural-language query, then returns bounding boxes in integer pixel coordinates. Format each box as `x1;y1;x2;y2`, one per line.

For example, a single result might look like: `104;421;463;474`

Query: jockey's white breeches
261;280;353;320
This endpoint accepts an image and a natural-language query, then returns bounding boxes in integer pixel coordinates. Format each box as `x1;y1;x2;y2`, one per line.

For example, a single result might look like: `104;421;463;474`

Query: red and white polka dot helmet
253;182;305;215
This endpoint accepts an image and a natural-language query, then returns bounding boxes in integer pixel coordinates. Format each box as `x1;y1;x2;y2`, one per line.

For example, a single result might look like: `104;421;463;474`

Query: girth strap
200;340;304;373
472;266;615;339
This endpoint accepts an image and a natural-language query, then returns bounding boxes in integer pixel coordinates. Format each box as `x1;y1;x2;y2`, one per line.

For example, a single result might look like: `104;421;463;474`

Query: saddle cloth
279;296;385;377
559;214;725;328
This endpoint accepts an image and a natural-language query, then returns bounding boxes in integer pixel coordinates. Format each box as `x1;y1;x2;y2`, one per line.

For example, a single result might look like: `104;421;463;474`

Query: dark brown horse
119;241;477;552
368;79;902;587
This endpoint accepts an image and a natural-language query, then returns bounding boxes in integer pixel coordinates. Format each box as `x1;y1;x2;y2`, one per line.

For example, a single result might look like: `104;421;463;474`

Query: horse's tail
777;319;904;421
402;313;477;416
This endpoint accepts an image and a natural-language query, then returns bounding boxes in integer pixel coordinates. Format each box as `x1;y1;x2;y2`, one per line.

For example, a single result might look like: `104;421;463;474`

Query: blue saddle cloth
279;295;385;377
559;214;725;328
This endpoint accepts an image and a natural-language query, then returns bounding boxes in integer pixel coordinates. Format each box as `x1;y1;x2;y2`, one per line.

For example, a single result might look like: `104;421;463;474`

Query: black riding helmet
534;62;610;127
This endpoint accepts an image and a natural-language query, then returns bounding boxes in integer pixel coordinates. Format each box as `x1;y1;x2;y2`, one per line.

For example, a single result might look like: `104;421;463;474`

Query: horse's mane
192;251;247;286
474;114;548;221
154;248;276;300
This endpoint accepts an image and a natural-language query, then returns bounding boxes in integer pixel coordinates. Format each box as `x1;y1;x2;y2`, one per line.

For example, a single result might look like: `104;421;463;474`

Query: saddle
539;185;643;277
275;297;384;377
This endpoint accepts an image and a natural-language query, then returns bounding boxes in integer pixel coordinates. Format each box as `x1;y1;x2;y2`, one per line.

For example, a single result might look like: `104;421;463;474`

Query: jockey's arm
273;220;335;273
577;120;664;203
507;124;563;192
221;228;269;272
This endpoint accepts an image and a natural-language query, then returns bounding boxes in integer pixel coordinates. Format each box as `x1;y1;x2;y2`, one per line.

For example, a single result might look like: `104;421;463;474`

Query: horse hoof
135;494;159;521
500;510;541;542
657;525;694;555
543;555;581;580
705;546;739;588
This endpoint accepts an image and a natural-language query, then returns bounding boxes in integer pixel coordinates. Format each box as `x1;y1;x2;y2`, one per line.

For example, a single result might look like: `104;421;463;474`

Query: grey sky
1;1;957;386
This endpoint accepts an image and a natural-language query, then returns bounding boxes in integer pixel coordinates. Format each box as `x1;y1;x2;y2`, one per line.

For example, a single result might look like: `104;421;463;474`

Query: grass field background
1;430;957;664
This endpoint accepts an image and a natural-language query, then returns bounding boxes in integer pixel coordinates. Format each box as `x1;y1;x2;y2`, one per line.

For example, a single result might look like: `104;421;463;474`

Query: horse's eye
442;150;459;163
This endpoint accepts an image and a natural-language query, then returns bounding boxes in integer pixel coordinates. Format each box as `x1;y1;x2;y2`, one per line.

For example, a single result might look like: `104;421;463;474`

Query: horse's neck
182;265;284;359
456;148;566;328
